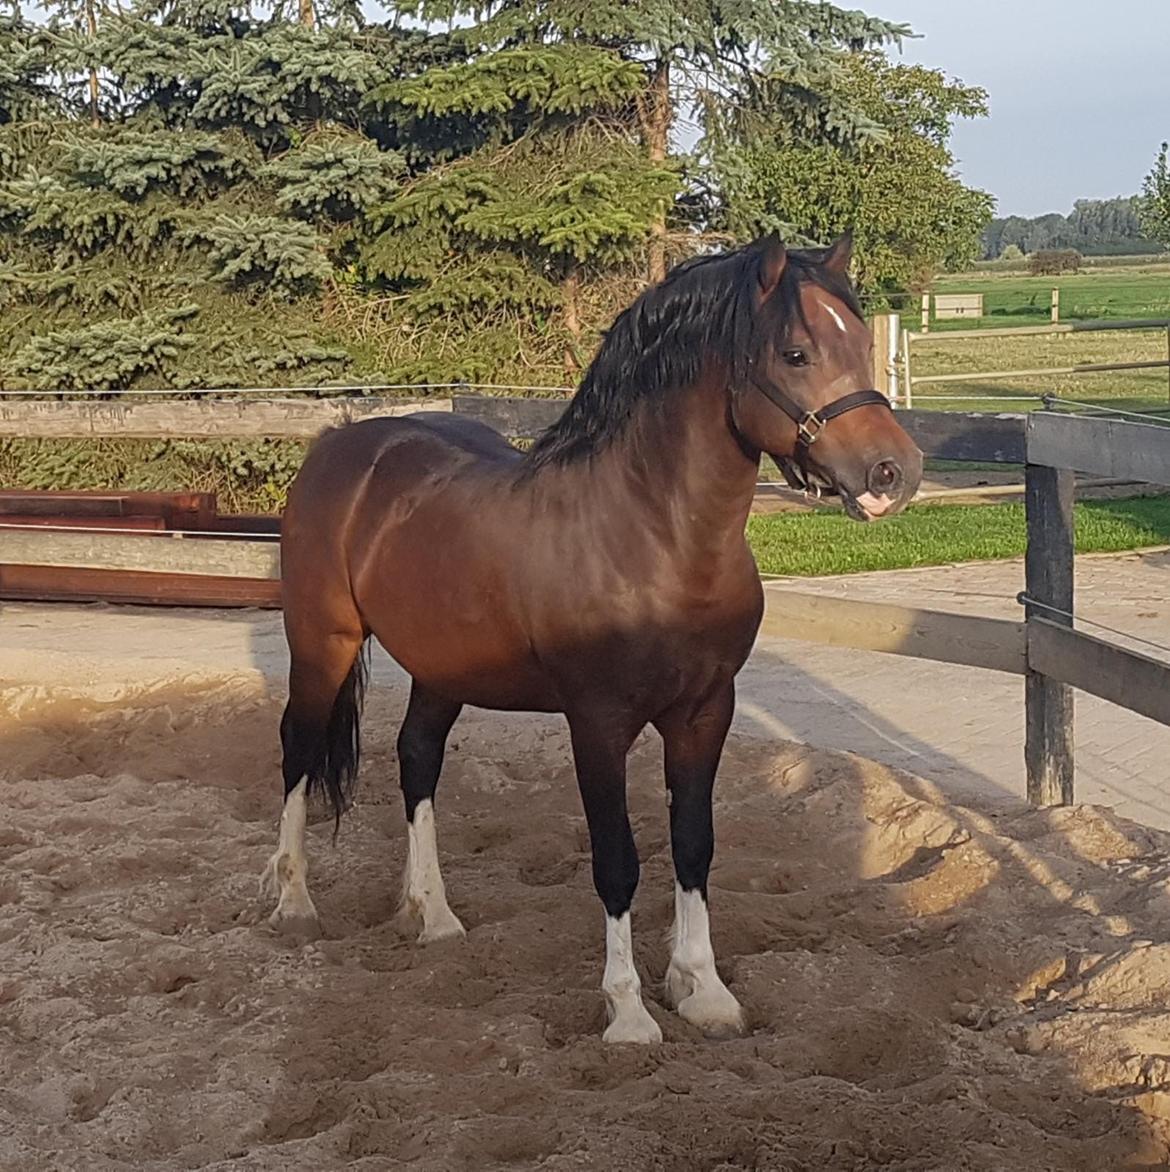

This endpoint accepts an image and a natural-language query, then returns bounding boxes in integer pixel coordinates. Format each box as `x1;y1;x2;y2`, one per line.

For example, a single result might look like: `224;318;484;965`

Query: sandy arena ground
5;657;1170;1170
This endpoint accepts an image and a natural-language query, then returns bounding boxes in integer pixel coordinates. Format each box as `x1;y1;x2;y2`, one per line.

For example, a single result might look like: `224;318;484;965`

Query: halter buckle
797;412;825;446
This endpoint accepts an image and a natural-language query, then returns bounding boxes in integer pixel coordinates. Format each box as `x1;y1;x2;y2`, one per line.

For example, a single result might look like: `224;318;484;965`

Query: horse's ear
822;231;854;275
757;235;788;300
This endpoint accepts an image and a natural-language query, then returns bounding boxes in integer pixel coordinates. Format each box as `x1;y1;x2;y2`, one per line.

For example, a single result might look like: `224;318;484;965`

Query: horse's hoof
268;901;321;942
675;988;746;1038
603;1006;663;1045
418;910;467;944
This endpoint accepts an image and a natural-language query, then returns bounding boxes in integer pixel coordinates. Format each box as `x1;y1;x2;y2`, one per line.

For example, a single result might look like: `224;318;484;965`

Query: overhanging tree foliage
0;0;991;399
711;52;993;293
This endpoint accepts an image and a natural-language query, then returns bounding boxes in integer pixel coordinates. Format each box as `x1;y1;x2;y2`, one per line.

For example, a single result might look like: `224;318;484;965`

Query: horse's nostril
868;459;902;496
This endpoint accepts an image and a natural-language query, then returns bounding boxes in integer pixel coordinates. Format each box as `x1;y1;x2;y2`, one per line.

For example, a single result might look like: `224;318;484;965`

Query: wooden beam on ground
0;564;280;608
0;528;280;579
0;397;449;439
1024;462;1075;806
1028;617;1170;728
759;586;1026;675
1027;412;1170;485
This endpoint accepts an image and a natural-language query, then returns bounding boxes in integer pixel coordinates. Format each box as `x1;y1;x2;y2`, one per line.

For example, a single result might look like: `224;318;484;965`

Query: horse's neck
579;378;760;564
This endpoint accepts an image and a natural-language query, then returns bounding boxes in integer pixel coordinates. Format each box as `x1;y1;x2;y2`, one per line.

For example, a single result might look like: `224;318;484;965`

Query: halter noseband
749;376;892;494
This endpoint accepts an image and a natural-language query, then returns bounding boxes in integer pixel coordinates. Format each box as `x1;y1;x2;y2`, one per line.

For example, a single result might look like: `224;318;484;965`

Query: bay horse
262;234;922;1043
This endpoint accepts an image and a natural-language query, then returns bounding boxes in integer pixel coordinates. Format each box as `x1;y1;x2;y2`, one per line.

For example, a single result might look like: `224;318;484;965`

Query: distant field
929;266;1170;327
890;264;1170;411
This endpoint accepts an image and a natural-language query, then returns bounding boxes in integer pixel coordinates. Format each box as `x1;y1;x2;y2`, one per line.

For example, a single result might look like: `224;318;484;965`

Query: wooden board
451;394;566;438
0;393;1029;466
934;293;984;319
0;516;166;531
0;528;280;579
1029;617;1170;728
0;489;216;528
759;586;1026;675
897;411;1026;464
1027;412;1170;484
0;564;280;608
0;397;448;439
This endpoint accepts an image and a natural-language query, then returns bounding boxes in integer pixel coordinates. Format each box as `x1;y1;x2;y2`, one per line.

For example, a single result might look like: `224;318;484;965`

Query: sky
868;0;1170;218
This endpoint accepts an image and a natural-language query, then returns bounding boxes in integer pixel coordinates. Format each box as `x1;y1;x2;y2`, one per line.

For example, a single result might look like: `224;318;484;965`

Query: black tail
315;641;370;834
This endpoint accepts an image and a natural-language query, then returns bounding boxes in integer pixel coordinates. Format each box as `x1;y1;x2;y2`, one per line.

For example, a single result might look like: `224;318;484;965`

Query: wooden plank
759;586;1026;675
898;410;1026;464
0;516;165;531
1024;462;1075;806
1029;617;1170;728
451;394;566;438
0;564;280;608
906;319;1169;341
0;392;1026;466
934;293;983;319
211;513;281;535
0;528;280;579
0;396;449;439
914;359;1169;385
0;492;126;517
1028;413;1170;484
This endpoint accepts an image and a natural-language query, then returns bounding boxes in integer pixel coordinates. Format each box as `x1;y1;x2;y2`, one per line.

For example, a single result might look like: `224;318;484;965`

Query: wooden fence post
1051;288;1060;323
900;329;913;409
1024;461;1075;805
870;313;898;402
920;293;930;333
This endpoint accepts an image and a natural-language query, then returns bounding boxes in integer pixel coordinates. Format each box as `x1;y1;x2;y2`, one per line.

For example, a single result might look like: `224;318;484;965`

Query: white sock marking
402;798;465;942
261;779;319;927
667;884;744;1034
601;912;662;1044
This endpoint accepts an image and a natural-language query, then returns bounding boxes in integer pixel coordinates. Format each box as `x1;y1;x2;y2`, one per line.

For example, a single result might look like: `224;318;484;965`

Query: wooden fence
2;394;1167;808
899;317;1170;406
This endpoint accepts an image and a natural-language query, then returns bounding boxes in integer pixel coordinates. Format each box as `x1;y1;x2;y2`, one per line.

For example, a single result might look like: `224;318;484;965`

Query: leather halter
749;377;892;494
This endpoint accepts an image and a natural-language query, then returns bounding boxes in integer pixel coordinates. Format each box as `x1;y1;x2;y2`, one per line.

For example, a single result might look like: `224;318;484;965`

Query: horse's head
730;234;922;521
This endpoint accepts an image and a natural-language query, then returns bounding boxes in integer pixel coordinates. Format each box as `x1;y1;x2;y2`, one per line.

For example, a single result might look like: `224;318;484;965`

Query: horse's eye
782;349;809;367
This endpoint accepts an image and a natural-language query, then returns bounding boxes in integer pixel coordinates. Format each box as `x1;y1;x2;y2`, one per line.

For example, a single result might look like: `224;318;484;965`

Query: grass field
930;266;1170;326
746;495;1170;577
892;264;1170;411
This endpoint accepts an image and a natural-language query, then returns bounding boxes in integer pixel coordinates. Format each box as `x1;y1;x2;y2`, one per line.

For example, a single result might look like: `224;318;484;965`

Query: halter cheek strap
748;376;892;493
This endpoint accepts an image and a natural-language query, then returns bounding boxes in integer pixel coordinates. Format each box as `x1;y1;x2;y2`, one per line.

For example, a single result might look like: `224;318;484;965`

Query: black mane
523;238;863;471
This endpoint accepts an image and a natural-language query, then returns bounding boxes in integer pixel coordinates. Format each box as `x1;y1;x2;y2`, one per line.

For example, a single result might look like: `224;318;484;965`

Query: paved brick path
4;548;1170;827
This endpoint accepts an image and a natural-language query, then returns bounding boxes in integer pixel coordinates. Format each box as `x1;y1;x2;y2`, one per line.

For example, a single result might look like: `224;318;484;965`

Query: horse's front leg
654;679;745;1037
568;710;662;1045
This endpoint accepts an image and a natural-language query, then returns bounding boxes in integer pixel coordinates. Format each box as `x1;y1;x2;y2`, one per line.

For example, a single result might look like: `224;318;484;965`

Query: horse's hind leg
396;682;465;943
261;627;366;936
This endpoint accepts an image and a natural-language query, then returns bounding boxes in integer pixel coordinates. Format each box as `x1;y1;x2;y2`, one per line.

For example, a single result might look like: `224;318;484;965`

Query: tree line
0;0;992;391
982;196;1162;260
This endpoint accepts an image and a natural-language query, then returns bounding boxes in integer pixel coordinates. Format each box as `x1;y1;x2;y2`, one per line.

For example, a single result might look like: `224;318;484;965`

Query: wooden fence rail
2;396;1166;811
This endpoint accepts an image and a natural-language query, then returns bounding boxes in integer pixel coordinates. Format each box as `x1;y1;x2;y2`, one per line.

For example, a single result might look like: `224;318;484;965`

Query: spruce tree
396;0;908;279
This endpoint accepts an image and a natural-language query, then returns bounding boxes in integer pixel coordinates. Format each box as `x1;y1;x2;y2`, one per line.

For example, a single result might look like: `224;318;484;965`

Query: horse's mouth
839;486;896;523
771;456;900;523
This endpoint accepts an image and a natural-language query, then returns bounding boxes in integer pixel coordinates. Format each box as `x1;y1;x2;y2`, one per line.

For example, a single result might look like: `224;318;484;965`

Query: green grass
746;496;1170;577
924;267;1170;329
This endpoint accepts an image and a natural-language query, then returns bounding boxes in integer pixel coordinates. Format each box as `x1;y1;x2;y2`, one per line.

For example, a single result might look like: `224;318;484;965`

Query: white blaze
818;298;849;334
